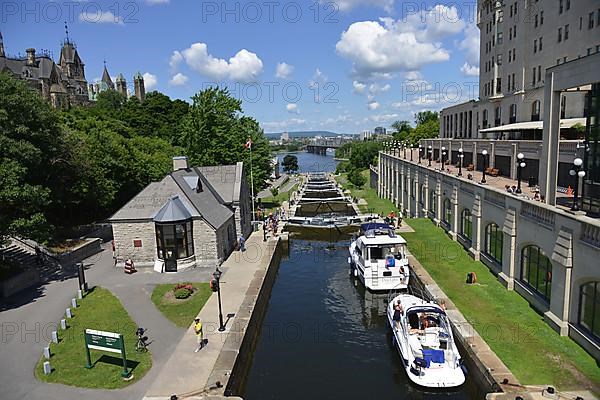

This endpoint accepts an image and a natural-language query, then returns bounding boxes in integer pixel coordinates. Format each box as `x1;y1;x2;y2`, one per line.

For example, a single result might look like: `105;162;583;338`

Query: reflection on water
240;239;482;400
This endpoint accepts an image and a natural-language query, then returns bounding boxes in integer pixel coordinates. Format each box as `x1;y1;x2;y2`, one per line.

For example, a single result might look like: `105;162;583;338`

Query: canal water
277;151;339;173
238;153;484;399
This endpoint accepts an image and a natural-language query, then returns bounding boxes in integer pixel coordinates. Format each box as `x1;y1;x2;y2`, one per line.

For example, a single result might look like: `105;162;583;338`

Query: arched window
579;281;600;340
531;100;541;121
461;209;473;241
521;245;552;301
429;190;437;213
442;198;452;225
484;223;503;264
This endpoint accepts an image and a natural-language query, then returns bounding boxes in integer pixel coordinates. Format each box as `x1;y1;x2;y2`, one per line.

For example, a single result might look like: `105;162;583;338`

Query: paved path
257;174;289;199
0;243;216;400
144;231;280;399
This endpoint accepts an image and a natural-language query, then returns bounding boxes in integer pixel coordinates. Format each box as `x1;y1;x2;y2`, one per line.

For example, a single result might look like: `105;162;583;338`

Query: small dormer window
183;175;202;192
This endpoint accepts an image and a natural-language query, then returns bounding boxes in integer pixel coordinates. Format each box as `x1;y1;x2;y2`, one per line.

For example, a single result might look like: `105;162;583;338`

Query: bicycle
135;327;148;352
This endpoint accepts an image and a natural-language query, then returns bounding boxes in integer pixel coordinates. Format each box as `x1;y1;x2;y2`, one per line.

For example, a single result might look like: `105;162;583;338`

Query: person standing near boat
393;300;403;330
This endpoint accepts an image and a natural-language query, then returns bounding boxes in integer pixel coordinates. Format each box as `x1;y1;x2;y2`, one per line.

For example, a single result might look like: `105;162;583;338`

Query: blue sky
2;0;480;133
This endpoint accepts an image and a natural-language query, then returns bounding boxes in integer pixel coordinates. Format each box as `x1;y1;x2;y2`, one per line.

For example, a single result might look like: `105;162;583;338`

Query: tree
0;72;63;241
348;168;366;188
391;120;413;141
409;112;440;146
348;141;382;170
415;111;439;126
282;154;299;174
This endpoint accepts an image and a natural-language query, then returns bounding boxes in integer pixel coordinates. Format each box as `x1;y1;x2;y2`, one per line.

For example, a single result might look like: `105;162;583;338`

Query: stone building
109;157;252;272
88;65;146;103
0;31;90;108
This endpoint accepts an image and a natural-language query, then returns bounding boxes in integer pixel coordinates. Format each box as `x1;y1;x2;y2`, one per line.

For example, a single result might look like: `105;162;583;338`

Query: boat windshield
369;245;405;260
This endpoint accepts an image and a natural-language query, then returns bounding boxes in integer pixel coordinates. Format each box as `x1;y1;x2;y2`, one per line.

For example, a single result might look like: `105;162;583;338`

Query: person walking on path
194;318;204;352
263;220;268;242
239;234;246;252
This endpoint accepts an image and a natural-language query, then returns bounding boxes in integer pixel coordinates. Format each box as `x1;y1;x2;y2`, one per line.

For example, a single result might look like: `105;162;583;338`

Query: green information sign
84;329;129;377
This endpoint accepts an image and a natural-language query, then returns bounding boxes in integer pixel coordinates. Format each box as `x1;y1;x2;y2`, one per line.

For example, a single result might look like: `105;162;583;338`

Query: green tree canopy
282;154;299;173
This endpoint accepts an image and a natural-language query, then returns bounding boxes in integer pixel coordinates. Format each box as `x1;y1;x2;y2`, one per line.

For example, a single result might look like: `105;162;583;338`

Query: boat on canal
348;223;409;291
387;294;466;388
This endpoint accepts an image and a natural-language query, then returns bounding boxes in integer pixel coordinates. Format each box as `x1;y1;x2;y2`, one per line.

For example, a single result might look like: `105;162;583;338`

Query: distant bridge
305;136;355;155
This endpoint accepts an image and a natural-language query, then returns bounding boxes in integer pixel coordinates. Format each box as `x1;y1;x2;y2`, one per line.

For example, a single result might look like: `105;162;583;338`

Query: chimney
173;156;189;171
26;48;36;65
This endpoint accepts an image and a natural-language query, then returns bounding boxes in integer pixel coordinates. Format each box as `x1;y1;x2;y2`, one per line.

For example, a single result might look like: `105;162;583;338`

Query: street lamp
441;146;446;170
211;267;226;331
516;153;526;194
481;149;488;184
418;144;423;164
569;157;586;211
428;145;432;167
410;143;414;162
403;141;407;159
458;148;464;176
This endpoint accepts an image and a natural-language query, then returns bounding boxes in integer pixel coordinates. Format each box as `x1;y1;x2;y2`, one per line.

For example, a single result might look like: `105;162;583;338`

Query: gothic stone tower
115;73;127;97
133;71;145;102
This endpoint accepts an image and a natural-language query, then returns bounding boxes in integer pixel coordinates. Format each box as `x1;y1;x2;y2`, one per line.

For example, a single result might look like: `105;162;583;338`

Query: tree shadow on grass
94;355;140;371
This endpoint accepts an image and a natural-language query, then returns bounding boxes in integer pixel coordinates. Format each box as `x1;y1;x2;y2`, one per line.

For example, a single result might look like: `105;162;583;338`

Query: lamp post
403;141;407;159
481;149;488;184
516;153;526;194
418;145;423;164
410;143;414;162
441;146;446;170
569;157;585;211
212;267;226;332
428;145;432;167
458;148;464;176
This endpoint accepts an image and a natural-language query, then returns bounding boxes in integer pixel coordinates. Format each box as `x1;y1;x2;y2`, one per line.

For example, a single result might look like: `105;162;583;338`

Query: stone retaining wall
0;269;40;298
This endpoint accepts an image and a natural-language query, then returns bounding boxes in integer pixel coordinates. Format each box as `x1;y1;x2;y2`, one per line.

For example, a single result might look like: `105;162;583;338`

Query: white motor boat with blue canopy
348;223;409;291
387;294;466;388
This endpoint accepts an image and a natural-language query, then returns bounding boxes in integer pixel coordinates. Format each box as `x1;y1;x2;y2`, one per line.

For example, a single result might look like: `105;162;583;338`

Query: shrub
174;288;192;299
348;168;366;188
335;160;349;174
174;283;194;293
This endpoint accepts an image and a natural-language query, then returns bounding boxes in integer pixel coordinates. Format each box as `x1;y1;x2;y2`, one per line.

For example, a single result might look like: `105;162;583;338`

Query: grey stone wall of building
112;221;157;267
370;166;378;190
379;150;600;361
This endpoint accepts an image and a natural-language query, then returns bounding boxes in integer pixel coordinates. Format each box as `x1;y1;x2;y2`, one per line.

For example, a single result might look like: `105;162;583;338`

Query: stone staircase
0;238;62;282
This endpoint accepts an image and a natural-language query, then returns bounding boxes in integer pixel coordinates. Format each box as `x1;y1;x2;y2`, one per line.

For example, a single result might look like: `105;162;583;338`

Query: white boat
348;223;409;291
387;294;466;388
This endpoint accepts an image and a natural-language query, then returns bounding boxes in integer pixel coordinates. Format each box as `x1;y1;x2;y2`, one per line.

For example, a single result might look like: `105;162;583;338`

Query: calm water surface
277;151;339;173
240;237;482;400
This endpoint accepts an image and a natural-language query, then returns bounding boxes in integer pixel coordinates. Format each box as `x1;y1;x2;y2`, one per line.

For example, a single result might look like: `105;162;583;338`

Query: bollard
66;308;72;318
71;298;77;308
51;331;58;344
43;346;50;359
60;319;67;330
43;361;51;375
77;289;83;299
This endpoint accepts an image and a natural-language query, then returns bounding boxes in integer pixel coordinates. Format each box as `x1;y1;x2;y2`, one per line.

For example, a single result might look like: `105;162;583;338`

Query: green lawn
35;287;151;388
259;181;300;213
151;282;212;328
403;219;600;392
336;170;399;215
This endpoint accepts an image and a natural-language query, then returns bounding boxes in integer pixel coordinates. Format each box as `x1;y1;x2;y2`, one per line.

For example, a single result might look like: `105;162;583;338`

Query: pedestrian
393;300;403;330
194;318;204;352
263;220;268;242
239;234;246;252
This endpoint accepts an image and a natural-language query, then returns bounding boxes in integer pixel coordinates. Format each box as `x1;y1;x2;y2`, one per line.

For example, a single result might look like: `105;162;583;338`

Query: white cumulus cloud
178;42;263;83
460;62;479;76
368;101;380;110
353;81;367;94
169;73;188;86
143;73;158;90
336;6;466;79
79;10;123;24
169;51;183;70
275;62;294;79
286;103;299;114
326;0;395;13
459;23;480;65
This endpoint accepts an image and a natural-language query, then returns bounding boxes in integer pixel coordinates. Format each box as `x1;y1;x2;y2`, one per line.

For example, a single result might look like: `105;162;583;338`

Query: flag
244;137;252;150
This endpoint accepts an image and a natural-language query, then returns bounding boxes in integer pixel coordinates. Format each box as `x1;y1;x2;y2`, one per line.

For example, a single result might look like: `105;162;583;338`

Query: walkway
143;231;280;399
0;242;215;400
257;174;289;199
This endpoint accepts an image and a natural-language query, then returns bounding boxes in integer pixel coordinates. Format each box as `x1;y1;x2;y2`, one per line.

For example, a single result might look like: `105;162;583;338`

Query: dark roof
154;195;194;222
196;162;243;204
101;65;113;86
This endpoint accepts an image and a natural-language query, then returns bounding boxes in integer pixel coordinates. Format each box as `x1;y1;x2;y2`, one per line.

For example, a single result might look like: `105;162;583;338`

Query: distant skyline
4;0;479;133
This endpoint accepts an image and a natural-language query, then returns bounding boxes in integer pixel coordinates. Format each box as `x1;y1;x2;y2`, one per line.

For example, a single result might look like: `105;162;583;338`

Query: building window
520;245;553;302
590;12;595;29
538;65;542;83
566;0;570;11
514;2;517;15
484;223;503;264
531;100;541;121
510;104;517;123
540;11;544;25
534;39;537;53
442;198;452;227
497;54;503;65
460;209;472;241
497;32;503;45
558;27;562;42
579;281;600;341
565;24;569;40
514;25;516;38
420;185;426;205
539;37;543;51
561;96;567;118
496;78;502;95
535;14;538;28
512;73;516;91
483;109;488;128
559;0;563;14
532;67;536;86
494;105;501;126
429;190;437;214
155;221;194;260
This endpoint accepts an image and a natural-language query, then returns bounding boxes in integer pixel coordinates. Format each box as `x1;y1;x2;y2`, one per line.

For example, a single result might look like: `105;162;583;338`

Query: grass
259;180;300;213
35;287;151;388
150;282;212;328
403;219;600;392
336;170;399;215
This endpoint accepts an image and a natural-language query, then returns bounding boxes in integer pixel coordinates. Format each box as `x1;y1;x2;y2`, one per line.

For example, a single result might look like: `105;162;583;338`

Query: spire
0;31;4;58
101;61;114;89
64;21;70;44
133;71;145;102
